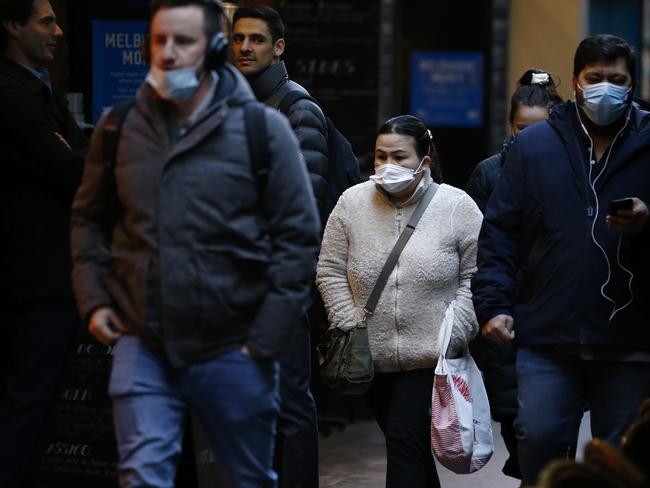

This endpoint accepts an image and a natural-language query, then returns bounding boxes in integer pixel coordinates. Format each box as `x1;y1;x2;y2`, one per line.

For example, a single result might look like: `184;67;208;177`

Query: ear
421;155;431;170
2;20;21;39
273;38;285;59
571;74;578;91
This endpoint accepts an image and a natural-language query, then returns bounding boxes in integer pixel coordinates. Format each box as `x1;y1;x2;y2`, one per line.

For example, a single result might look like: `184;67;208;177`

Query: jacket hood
248;61;288;101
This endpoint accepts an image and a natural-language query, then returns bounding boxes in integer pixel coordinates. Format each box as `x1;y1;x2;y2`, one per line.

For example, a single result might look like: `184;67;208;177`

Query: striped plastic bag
431;302;493;474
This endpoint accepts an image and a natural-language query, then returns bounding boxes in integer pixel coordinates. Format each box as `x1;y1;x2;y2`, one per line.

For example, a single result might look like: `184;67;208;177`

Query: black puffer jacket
466;136;516;421
249;61;329;225
465;137;513;213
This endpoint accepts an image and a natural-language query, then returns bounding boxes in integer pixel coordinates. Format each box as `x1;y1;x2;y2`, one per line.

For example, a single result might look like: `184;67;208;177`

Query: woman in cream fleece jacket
316;115;482;487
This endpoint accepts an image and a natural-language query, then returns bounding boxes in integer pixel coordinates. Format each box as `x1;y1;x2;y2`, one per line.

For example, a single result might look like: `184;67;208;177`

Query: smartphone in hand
608;197;634;216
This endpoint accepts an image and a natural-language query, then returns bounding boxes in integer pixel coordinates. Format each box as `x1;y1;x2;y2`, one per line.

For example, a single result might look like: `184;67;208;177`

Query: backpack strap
101;99;136;165
277;90;319;116
243;101;270;194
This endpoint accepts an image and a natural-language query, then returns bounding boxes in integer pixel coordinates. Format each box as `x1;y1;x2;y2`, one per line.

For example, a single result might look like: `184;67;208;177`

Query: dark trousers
0;298;80;488
275;316;319;488
515;346;650;485
368;368;440;488
499;416;521;479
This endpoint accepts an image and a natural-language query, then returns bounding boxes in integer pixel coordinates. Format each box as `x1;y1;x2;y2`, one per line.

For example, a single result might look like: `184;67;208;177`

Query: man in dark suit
0;0;87;485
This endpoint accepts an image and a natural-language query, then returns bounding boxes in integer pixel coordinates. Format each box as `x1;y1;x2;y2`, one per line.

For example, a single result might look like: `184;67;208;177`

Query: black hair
150;0;221;38
233;5;285;43
377;115;443;183
0;0;37;53
573;34;635;79
509;68;563;123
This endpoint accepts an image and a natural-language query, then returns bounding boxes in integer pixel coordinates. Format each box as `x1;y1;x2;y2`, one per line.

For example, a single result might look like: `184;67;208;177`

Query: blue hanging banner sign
92;20;148;122
410;51;484;127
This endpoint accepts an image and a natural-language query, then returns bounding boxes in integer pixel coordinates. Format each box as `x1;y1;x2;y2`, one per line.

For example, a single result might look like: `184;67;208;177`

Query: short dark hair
233;5;285;43
0;0;37;53
509;68;563;123
573;34;636;79
377;115;443;183
150;0;222;37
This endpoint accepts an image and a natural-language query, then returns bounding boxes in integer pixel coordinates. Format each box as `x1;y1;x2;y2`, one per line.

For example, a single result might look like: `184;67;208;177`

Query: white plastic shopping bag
431;301;493;473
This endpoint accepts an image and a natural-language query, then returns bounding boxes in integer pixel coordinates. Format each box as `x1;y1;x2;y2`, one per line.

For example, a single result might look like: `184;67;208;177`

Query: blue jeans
515;346;650;485
109;335;280;488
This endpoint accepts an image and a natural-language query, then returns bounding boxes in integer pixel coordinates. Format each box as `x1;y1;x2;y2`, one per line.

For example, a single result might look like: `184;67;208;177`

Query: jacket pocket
198;252;269;331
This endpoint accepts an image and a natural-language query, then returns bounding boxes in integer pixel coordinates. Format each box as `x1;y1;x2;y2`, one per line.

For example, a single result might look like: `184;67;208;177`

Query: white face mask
145;57;204;102
370;158;425;194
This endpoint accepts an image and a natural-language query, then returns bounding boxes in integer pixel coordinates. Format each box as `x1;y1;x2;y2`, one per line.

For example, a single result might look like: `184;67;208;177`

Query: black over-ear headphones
142;0;229;71
204;0;228;71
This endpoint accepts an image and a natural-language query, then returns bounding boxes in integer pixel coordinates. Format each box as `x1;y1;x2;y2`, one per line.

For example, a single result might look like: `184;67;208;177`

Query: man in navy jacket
472;34;650;485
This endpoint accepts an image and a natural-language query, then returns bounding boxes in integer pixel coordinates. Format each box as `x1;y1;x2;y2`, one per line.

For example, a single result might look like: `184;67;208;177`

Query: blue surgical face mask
146;57;204;102
577;81;631;126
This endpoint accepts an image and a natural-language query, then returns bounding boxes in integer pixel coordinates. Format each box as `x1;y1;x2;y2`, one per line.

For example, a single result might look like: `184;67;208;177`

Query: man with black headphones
0;0;87;485
70;1;320;486
473;34;650;486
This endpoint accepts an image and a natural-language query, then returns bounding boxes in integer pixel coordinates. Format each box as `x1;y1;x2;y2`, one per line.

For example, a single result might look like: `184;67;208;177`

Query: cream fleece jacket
316;178;483;373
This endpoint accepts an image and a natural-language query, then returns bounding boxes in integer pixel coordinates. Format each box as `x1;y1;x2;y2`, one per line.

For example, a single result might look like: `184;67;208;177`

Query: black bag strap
101;99;136;165
277;90;318;116
363;182;439;319
243;101;270;193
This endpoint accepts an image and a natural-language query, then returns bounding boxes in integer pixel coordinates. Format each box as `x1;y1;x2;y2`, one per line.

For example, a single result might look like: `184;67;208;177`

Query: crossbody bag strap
362;182;439;320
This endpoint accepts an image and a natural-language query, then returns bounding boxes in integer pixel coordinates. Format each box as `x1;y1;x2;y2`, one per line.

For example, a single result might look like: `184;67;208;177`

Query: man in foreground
71;1;320;486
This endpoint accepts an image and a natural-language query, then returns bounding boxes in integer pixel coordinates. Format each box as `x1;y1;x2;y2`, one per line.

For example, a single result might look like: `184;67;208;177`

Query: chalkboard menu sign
280;1;379;159
35;332;117;487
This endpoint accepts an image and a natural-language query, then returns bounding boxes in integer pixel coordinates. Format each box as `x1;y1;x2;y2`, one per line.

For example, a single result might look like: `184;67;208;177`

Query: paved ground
319;414;592;487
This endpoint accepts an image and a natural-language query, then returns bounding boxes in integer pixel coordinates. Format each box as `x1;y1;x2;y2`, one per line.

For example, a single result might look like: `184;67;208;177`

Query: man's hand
606;198;649;235
240;344;264;358
481;314;515;344
88;307;126;345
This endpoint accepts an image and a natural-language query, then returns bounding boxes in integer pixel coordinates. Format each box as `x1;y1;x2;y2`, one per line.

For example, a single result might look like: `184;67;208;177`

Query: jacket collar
135;64;258;165
0;55;51;98
548;100;650;146
548;100;650;193
248;61;288;101
134;63;255;137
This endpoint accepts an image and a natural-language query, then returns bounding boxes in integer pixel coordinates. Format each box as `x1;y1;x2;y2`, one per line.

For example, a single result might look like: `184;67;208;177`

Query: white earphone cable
573;100;634;321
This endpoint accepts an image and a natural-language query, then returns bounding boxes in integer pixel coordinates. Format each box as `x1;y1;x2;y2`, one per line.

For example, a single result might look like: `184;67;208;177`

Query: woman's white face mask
370;158;425;194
